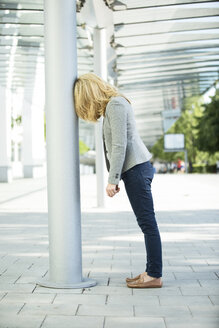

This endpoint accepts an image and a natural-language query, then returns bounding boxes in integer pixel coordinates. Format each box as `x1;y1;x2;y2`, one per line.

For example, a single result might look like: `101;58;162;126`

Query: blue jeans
121;160;163;278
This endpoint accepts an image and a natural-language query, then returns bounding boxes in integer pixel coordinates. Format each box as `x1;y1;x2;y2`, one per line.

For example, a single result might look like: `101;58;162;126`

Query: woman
73;73;163;288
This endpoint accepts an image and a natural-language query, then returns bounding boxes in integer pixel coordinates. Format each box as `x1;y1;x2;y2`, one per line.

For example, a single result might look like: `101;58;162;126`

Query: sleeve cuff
108;175;120;185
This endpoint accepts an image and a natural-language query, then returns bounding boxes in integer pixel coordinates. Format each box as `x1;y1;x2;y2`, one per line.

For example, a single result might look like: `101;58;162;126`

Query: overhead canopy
110;0;219;145
0;0;219;147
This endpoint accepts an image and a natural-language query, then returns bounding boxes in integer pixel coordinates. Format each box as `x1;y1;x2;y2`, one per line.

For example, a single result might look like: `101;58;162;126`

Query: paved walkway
0;172;218;328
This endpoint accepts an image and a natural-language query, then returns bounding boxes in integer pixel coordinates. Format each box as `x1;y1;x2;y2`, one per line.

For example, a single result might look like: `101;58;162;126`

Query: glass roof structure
0;0;219;148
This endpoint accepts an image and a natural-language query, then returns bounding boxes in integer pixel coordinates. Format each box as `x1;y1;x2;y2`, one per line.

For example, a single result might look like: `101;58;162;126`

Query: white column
0;86;12;183
22;54;46;178
93;28;107;207
22;98;45;178
38;0;96;288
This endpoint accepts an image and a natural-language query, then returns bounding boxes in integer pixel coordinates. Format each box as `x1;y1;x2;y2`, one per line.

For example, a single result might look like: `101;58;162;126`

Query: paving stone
77;303;133;316
34;286;83;294
0;292;6;301
180;286;219;296
174;272;218;280
159;295;213;306
111;266;133;273
15;275;46;284
162;279;201;288
1;267;33;276
0;174;219;324
191;265;219;272
198;279;219;287
19;303;78;316
2;293;54;304
161;266;193;272
41;315;104;328
188;305;219;317
135;304;191;317
105;316;165;328
83;285;132;295
207;259;219;265
0;302;25;315
107;272;131;279
0;283;36;293
85;267;119;274
53;293;106;305
133;287;182;296
93;277;109;286
168;259;208;265
90;263;112;271
209;296;219;305
107;294;159;306
165;317;219;328
24;268;49;276
108;278;131;287
0;274;21;283
130;271;174;280
0;315;45;328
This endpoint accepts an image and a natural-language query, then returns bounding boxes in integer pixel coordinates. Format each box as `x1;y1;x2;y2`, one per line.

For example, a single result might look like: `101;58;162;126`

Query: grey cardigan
102;96;153;185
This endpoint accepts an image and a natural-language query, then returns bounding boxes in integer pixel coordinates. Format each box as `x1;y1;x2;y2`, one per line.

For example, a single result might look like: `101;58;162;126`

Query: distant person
189;160;193;173
74;73;163;288
173;161;177;173
216;160;219;174
181;160;185;173
151;161;156;174
177;158;182;172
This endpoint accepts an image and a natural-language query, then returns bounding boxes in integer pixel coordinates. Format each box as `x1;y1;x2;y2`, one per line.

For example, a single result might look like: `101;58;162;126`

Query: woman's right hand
106;183;120;197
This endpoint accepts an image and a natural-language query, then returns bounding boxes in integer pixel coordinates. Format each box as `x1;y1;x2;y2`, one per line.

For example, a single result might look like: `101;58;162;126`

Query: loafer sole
127;280;163;288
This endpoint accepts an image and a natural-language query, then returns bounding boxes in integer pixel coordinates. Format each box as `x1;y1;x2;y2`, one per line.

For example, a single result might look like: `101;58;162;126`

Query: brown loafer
126;273;141;283
127;277;163;288
126;272;148;283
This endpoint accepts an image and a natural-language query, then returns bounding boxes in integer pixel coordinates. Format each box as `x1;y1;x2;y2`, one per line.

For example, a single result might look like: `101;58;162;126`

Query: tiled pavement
0;172;218;328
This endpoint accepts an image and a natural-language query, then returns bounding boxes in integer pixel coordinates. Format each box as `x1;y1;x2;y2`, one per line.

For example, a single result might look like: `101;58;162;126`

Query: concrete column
38;0;96;288
93;28;107;207
0;86;12;183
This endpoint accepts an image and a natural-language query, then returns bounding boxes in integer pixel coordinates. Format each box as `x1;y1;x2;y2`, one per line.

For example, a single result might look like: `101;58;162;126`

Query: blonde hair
73;72;131;122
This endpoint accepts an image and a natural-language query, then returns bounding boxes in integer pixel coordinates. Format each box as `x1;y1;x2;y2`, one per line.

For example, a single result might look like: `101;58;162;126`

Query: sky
203;84;217;104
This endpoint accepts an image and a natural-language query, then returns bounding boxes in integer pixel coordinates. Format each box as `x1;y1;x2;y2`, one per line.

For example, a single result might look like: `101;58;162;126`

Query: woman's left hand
106;183;120;197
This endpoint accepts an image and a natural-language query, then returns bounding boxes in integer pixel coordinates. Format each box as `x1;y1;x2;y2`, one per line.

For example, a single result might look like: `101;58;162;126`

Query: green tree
151;95;204;164
79;139;90;155
11;115;22;128
195;90;219;154
168;95;204;164
151;89;219;169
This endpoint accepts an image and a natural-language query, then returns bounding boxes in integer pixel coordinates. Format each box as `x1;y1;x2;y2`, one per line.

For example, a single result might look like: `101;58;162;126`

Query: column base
0;166;13;183
36;277;97;289
23;163;46;178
